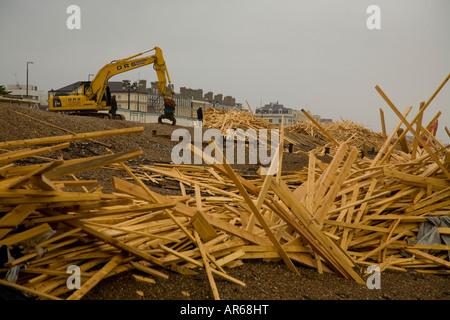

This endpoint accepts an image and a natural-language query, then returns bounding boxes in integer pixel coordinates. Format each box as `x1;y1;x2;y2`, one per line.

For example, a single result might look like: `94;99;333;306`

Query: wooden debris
0;74;448;300
203;107;324;152
286;118;386;151
203;107;276;133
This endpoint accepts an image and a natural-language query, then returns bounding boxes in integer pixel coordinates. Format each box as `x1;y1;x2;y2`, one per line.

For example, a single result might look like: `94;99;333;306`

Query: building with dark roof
49;82;82;95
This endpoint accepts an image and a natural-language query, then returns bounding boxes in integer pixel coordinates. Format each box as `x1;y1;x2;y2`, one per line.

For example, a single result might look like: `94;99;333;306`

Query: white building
6;84;48;107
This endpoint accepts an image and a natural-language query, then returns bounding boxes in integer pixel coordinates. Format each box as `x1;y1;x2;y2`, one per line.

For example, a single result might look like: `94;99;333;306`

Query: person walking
197;106;203;124
109;95;117;119
158;98;177;125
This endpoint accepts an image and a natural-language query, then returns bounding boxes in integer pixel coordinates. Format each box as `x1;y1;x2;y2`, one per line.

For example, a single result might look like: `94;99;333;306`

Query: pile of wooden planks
203;107;325;152
283;144;450;273
280;74;450;274
285;119;386;151
0;124;366;301
203;107;276;133
0;127;164;300
137;137;449;277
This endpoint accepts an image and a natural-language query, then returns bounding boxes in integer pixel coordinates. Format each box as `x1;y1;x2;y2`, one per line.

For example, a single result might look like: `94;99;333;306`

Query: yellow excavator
49;47;174;120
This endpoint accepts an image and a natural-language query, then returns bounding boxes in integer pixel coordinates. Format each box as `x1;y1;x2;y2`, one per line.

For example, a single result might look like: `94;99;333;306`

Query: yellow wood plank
191;210;219;242
371;106;413;166
129;261;169;279
0;278;62;300
313;143;348;212
379;108;387;139
375;85;450;179
411;102;425;159
0;223;52;246
0;204;38;240
112;177;271;246
45;211;164;266
208;141;299;275
45;149;143;179
0;144;69;165
356;231;408;262
269;180;365;284
306;150;316;213
438;227;450;235
194;231;220;300
301;109;340;147
215;249;246;267
13;109;111;147
159;244;246;287
0;127;143;149
246;145;279;232
405;248;450;269
67;253;126;300
324;219;390;233
314;146;359;224
21;267;94;279
384;167;450;187
132;274;156;284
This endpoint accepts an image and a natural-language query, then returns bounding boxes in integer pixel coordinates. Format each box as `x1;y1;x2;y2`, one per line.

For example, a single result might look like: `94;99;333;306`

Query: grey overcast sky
1;0;449;143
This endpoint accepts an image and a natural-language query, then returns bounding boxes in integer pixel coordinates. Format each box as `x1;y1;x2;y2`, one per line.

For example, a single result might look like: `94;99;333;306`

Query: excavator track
68;112;124;120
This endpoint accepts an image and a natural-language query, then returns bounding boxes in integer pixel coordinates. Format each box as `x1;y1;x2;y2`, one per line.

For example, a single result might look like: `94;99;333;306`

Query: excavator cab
80;81;111;106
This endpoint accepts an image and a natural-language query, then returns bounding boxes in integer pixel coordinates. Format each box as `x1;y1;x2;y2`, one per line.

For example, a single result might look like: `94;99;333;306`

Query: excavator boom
87;47;173;104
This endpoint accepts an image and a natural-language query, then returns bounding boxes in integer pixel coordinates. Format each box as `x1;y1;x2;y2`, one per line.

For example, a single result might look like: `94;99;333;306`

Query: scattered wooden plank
129;261;169;280
379;108;387;139
301;109;340;147
194;231;220;300
67;253;126;300
45;149;143;179
0;204;38;239
191;210;219;242
0;223;52;246
132;274;156;284
405;249;450;269
269;179;366;285
0;144;69;166
0;127;143;149
0;278;62;300
12;110;112;147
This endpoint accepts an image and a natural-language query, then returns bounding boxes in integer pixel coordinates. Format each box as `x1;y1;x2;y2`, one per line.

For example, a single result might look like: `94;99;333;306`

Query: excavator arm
86;46;174;104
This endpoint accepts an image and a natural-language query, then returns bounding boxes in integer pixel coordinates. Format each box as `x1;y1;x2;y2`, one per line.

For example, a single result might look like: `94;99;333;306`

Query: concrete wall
0;95;38;108
116;108;195;127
